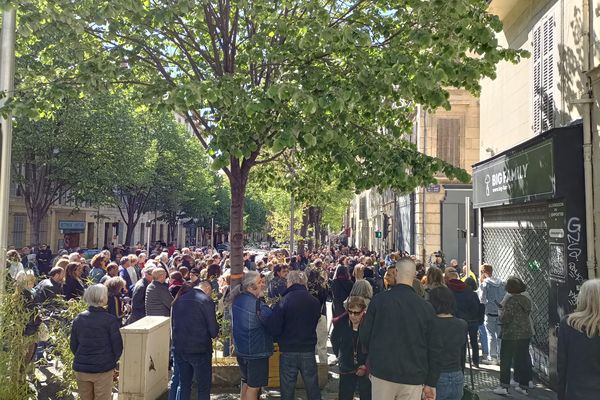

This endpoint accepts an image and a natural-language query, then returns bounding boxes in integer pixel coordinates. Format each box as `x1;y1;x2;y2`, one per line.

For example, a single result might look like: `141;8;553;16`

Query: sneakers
492;386;509;396
481;358;498;365
515;386;529;395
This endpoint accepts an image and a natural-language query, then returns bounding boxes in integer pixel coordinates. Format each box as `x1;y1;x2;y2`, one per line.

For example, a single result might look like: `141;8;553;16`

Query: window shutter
533;13;555;134
533;25;542;134
436;119;461;167
359;197;367;220
542;15;554;132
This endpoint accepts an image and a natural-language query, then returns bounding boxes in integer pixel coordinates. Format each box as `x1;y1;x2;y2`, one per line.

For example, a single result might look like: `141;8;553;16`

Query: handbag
462;333;480;400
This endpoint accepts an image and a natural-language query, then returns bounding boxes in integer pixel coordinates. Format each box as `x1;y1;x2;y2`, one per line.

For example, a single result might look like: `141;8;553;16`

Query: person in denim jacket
479;263;506;364
232;271;274;400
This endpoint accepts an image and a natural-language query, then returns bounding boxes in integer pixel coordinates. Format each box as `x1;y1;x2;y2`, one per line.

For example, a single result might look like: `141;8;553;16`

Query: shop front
59;220;86;251
473;123;587;384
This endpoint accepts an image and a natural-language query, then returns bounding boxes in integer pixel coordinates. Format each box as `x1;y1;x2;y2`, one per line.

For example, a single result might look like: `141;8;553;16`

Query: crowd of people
5;243;600;400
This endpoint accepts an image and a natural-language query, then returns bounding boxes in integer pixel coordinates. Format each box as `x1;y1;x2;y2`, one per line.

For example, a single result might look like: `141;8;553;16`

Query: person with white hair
558;278;600;400
70;284;123;400
268;270;322;400
232;271;274;400
145;268;173;317
359;257;442;400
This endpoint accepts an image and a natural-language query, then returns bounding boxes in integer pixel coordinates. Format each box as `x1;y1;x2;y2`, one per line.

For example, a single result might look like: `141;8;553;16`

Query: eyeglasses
348;310;364;316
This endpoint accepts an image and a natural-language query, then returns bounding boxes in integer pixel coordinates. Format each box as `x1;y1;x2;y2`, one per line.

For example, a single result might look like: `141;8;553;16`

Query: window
13;214;26;248
359;197;368;220
159;224;164;241
139;224;145;245
533;12;555;134
436;118;461;167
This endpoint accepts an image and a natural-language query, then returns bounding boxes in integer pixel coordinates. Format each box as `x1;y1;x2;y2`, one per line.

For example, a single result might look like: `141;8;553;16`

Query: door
64;233;80;250
87;222;95;248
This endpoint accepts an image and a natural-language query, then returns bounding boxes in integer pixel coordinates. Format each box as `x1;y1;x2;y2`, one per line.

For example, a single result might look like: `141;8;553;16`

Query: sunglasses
348;310;364;316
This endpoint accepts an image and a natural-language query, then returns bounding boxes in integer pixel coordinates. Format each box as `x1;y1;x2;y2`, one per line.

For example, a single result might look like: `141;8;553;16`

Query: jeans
499;338;530;387
479;324;489;355
436;371;464;400
339;372;371;400
173;351;212;400
280;352;321;400
485;315;501;359
168;357;180;400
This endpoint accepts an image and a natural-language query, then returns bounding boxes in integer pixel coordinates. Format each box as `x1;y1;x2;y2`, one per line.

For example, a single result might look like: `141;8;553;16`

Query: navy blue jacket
232;292;274;359
70;307;123;373
64;276;85;301
447;279;481;326
267;284;321;353
558;317;600;400
171;288;219;354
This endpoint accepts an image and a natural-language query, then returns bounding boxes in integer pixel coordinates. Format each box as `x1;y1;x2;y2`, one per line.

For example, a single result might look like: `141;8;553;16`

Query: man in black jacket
446;269;483;368
360;258;442;400
127;265;154;325
268;270;321;400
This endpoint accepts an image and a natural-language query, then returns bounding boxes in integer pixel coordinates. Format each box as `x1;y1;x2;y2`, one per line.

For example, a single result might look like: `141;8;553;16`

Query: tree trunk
228;161;249;287
29;208;44;247
313;207;322;249
298;208;309;256
124;212;137;246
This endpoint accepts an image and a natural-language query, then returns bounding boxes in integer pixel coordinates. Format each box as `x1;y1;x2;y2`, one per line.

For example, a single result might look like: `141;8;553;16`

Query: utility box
118;316;170;400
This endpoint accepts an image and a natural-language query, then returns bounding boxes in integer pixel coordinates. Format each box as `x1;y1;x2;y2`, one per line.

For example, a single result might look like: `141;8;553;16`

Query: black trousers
461;324;480;368
339;373;371;400
500;338;530;386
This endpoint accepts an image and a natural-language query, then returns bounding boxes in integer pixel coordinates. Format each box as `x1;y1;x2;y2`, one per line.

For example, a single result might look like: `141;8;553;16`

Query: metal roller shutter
482;202;549;377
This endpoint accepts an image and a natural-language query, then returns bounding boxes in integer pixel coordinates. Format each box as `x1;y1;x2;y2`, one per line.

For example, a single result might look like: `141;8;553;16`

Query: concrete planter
212;357;328;389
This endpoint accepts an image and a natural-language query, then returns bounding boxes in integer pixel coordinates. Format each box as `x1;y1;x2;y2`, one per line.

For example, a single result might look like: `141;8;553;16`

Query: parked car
81;248;102;261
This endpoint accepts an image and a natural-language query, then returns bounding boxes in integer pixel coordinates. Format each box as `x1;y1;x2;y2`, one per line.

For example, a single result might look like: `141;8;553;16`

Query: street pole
290;192;295;255
0;8;17;300
211;217;214;251
146;221;151;255
465;197;471;275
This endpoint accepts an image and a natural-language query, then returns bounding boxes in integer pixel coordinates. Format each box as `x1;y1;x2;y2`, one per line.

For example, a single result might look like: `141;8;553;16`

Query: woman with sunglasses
331;296;371;400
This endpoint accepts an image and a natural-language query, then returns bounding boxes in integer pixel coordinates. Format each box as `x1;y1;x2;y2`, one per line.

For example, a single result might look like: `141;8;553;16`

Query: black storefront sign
473;140;555;208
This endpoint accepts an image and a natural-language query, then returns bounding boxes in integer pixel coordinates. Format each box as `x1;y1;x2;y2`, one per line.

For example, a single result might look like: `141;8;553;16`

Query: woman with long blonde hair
557;278;600;400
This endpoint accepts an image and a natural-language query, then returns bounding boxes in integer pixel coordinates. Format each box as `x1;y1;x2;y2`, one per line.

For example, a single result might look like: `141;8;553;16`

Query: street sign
375;231;382;238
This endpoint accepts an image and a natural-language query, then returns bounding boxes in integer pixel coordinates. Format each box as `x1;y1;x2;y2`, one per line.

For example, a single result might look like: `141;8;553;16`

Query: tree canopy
1;0;526;274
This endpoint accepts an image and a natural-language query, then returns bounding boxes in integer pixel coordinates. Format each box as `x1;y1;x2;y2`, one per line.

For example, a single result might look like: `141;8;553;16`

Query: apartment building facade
477;0;600;383
345;89;481;266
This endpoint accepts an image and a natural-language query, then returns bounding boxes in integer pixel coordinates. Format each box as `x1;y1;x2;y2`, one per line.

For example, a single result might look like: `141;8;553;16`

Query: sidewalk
466;363;557;400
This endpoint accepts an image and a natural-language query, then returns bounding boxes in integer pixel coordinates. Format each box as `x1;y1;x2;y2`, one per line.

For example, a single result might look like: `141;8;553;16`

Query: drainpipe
582;0;597;279
422;108;428;262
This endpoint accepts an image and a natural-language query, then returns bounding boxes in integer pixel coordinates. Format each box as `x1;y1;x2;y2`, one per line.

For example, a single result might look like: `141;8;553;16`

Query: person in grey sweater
145;268;173;317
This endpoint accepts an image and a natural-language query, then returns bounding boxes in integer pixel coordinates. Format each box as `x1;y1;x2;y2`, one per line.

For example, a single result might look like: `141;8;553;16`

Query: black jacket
128;278;150;324
70;306;123;373
268;284;321;353
34;278;63;307
447;279;481;325
359;284;442;387
558;317;600;400
64;276;85;301
331;313;367;373
331;279;353;317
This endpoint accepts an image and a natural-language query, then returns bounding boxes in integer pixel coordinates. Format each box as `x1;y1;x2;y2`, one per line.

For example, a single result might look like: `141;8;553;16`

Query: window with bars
436;118;461;167
13;214;26;248
533;12;555;134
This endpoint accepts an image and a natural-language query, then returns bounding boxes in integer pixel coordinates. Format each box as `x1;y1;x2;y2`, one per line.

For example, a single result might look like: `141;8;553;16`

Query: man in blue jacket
268;270;321;400
171;280;219;400
232;271;274;400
